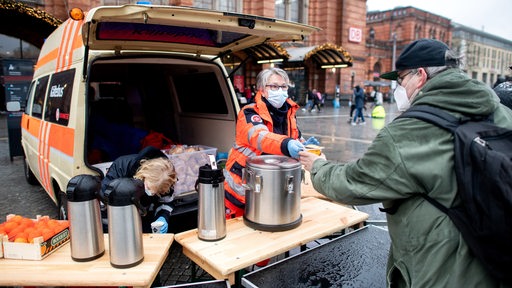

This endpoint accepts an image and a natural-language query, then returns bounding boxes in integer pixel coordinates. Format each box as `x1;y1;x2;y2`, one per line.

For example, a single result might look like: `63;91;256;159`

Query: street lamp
391;32;397;71
390;32;397;103
368;27;375;80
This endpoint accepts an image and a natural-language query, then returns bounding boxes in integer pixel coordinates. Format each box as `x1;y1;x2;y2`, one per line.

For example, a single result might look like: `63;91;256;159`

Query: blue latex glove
304;136;320;146
152;216;168;233
287;140;304;159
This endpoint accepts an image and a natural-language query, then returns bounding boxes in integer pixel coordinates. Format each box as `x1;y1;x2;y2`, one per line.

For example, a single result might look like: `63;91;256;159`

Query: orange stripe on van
56;21;73;71
48;124;75;157
22;115;41;138
57;20;83;72
38;121;50;192
35;48;59;71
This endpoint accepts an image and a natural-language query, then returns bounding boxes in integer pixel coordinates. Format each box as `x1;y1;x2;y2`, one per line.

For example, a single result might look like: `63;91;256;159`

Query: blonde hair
134;158;177;196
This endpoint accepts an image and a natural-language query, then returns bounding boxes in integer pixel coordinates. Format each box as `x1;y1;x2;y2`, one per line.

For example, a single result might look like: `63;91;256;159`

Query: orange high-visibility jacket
224;92;302;217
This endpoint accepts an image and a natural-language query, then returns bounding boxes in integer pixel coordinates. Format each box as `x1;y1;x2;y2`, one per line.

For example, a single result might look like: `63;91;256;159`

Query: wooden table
175;197;369;284
0;233;173;288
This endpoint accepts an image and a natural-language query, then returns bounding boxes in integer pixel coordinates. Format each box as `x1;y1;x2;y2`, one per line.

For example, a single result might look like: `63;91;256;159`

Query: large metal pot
243;155;302;231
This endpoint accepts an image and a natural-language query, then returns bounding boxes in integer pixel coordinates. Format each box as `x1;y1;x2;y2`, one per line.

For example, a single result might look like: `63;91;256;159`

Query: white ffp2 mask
267;89;288;108
394;85;410;111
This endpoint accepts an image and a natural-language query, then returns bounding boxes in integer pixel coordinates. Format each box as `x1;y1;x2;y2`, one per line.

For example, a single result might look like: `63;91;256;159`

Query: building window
414;25;421;40
0;34;40;59
275;0;304;23
194;0;241;12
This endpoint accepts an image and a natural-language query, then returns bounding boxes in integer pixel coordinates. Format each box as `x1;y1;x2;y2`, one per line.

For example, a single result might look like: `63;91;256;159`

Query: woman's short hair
134;157;177;196
256;68;290;91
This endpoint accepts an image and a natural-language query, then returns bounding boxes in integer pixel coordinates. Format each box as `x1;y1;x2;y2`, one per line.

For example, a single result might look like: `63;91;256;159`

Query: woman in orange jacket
223;68;319;218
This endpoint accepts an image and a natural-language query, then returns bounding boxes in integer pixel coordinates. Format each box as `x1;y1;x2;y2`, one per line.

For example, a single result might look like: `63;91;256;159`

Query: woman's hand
299;150;325;171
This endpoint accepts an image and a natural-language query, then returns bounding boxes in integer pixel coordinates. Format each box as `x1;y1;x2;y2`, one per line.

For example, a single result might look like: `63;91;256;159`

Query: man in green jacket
299;38;512;287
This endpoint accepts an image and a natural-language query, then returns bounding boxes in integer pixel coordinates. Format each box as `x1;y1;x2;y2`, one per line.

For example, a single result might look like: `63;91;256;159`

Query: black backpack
397;105;512;283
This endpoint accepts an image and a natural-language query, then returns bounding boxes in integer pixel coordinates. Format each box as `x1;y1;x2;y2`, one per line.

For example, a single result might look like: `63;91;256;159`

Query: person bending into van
100;146;177;233
224;67;319;219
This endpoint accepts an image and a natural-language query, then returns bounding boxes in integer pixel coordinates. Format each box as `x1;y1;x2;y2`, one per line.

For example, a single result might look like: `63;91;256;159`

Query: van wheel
57;190;69;220
24;158;39;185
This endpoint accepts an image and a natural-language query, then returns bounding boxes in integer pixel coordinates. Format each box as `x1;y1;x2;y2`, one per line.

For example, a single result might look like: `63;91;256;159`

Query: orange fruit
28;230;43;243
41;228;54;241
3;221;18;233
14;237;28;243
8;226;24;240
8;215;23;223
24;227;36;235
47;219;60;229
20;218;34;227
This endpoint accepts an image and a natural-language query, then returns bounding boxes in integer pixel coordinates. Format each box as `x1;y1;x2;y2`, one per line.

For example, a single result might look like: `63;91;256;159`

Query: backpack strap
397;105;461;133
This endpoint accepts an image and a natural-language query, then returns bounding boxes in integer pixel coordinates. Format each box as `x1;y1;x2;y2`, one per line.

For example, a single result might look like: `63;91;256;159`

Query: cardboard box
164;145;217;196
1;215;70;260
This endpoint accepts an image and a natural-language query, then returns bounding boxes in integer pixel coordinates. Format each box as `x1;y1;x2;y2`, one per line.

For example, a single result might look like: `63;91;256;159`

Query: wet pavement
0;102;400;286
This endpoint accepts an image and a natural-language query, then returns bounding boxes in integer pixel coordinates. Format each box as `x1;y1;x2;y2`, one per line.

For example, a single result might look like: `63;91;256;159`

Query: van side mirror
6;101;21;112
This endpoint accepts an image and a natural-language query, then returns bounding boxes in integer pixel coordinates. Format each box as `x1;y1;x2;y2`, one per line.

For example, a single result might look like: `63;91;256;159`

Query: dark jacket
101;146;174;233
353;86;365;108
310;69;512;287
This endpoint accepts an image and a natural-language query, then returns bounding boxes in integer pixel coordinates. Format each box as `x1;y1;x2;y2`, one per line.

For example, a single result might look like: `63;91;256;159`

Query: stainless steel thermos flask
197;163;226;241
66;174;105;262
103;178;145;268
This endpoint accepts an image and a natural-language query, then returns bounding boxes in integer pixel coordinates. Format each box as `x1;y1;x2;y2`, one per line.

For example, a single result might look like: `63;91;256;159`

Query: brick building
365;6;452;97
3;1;511;104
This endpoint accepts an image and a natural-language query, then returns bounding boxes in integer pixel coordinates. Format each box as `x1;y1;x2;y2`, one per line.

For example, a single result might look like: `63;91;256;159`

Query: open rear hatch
82;5;319;56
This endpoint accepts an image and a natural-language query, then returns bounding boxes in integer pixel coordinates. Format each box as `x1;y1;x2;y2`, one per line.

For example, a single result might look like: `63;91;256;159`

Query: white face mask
266;89;288;108
394;85;410;111
145;188;153;196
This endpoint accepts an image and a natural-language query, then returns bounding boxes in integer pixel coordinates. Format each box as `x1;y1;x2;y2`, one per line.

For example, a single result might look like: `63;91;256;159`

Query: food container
243;155;302;231
163;145;217;196
1;215;70;260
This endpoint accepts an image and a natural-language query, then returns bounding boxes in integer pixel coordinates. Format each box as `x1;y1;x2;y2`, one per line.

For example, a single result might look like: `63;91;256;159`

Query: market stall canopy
286;43;353;68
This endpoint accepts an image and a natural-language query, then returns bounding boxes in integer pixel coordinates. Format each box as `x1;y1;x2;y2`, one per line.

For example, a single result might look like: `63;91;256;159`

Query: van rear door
82;5;319;55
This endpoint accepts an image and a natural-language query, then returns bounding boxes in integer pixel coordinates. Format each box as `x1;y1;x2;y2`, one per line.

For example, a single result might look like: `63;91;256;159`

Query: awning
243;42;290;63
286;43;353;68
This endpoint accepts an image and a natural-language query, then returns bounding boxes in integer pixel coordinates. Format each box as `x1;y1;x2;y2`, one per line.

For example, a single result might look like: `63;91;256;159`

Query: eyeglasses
397;70;415;86
266;84;289;91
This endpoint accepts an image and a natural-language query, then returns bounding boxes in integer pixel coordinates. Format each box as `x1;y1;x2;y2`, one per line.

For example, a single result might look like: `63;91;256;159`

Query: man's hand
299;150;325;171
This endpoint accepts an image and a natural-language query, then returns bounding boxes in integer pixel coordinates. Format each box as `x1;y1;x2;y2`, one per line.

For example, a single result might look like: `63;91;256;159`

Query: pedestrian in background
299;38;512;287
351;85;365;125
312;89;323;112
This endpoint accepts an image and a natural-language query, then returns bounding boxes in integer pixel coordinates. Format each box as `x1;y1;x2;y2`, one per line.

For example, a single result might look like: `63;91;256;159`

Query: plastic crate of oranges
0;214;70;260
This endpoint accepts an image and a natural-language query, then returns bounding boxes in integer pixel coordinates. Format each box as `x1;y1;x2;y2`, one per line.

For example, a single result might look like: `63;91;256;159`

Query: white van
18;4;317;226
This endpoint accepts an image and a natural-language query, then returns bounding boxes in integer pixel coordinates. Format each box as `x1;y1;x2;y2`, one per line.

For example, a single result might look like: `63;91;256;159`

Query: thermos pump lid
103;178;144;206
66;174;101;202
198;164;225;184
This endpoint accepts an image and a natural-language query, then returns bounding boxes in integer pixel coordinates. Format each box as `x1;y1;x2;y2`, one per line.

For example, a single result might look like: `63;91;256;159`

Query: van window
174;72;228;114
44;69;75;126
24;82;35;115
31;76;49;119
